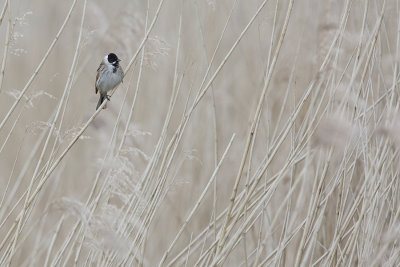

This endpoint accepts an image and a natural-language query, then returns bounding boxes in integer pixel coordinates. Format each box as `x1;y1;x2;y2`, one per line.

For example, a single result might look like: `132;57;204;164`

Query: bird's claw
106;95;111;101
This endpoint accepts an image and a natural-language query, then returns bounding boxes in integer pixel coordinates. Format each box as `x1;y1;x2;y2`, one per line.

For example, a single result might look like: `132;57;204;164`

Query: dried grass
0;0;399;266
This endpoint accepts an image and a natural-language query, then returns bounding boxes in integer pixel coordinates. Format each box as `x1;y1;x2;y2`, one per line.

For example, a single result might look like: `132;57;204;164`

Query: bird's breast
96;70;122;94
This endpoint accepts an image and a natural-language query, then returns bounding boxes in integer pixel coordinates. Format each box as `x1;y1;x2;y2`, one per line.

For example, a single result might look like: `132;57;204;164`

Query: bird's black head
107;53;120;64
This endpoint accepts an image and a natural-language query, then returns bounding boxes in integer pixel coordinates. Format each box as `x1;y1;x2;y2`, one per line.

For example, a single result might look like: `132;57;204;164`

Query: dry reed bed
0;0;399;266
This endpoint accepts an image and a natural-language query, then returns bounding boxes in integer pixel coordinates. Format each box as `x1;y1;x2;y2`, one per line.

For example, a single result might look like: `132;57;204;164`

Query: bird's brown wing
95;62;104;94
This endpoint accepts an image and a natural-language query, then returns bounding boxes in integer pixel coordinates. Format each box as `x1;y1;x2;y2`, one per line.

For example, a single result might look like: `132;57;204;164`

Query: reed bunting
95;53;124;110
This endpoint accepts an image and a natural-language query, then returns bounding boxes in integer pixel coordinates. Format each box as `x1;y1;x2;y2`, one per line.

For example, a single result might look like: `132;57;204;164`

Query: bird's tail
96;94;107;110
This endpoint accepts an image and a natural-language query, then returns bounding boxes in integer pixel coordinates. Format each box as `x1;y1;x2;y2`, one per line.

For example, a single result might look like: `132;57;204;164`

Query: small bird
95;53;124;110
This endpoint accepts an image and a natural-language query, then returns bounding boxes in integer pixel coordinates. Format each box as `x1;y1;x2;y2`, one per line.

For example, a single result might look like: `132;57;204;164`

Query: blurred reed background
0;0;399;266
